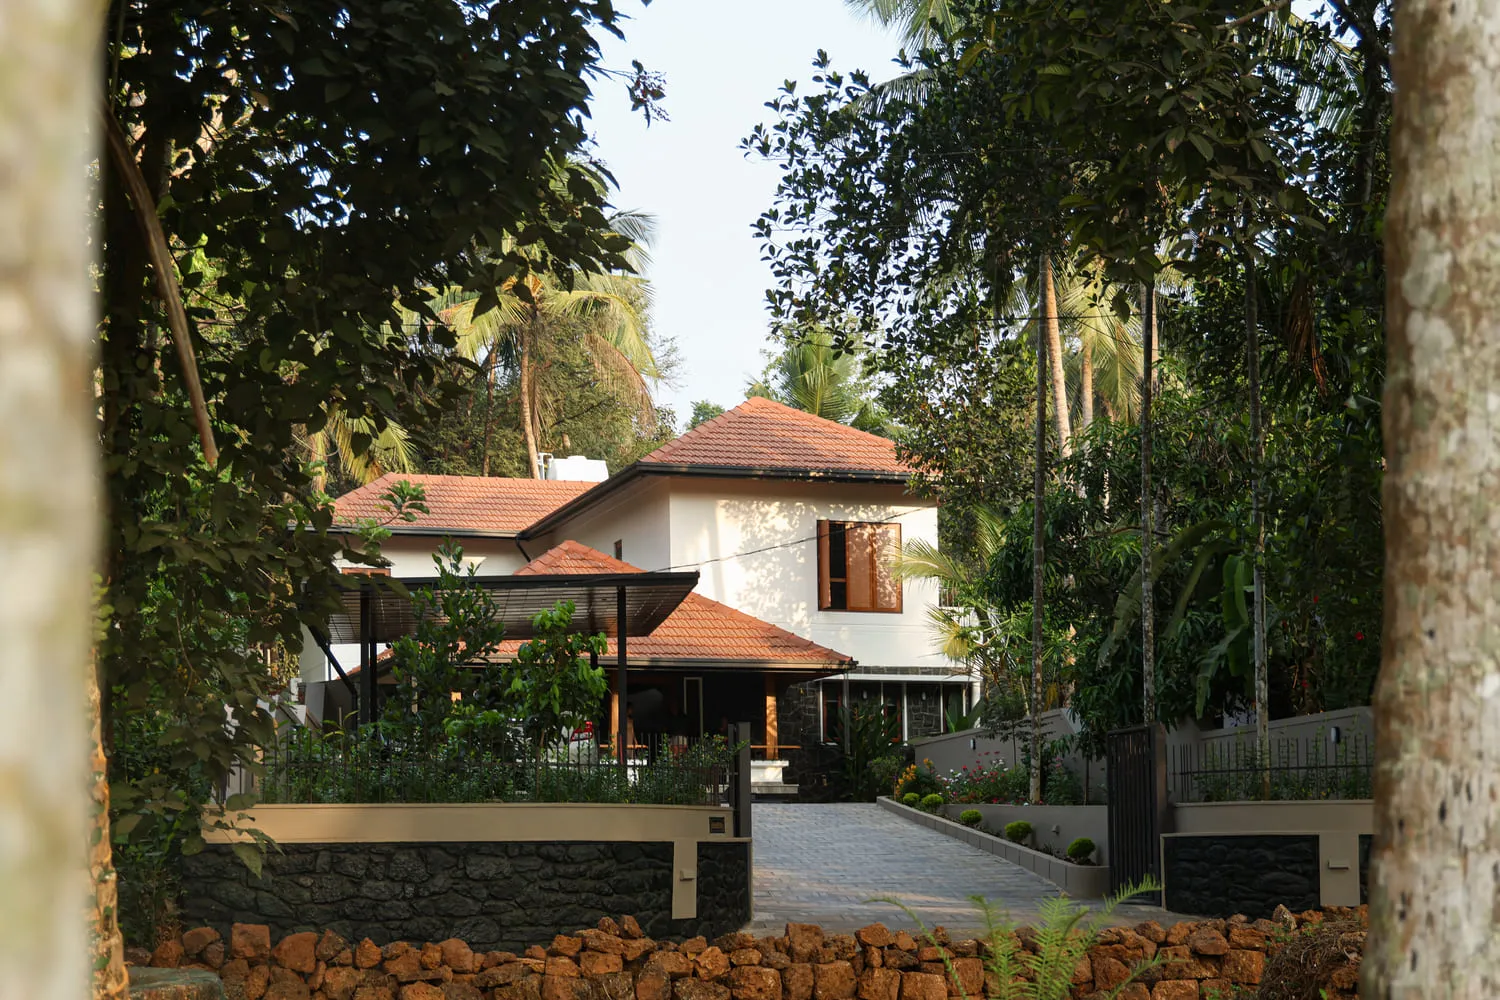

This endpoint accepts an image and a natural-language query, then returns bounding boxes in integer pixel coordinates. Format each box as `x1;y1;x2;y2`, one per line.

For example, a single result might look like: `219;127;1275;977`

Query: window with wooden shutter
817;519;902;613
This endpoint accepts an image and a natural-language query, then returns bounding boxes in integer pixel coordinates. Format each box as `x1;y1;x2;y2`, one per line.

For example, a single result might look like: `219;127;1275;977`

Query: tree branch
1223;0;1293;27
100;109;219;467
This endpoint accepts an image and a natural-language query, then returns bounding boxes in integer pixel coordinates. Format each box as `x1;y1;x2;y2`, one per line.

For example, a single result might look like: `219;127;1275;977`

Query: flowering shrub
893;758;944;799
936;751;1031;804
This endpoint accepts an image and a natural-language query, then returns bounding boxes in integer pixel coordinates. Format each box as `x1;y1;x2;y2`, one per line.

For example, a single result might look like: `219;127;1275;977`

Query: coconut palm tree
846;0;958;49
307;409;420;494
747;326;886;430
441;210;661;478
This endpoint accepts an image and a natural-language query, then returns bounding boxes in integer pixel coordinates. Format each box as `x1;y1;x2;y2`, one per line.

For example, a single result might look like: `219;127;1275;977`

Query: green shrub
1004;820;1033;843
903;792;922;807
1066;837;1096;862
959;809;983;827
920;793;945;812
1042;763;1084;805
894;759;943;799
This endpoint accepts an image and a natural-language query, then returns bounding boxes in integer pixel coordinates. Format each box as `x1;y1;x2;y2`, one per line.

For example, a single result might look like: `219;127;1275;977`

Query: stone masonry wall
1162;836;1320;920
136;906;1366;1000
180;842;749;953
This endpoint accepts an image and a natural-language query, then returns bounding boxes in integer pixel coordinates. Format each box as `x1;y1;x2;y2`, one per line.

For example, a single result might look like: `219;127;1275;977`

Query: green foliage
833;703;905;801
261;727;740;806
959;809;983;827
1003;821;1033;844
505;603;609;757
1065;838;1095;863
99;0;651;868
903;792;922;807
748;0;1389;741
938;756;1030;805
876;879;1164;1000
920;793;946;812
748;322;890;433
384;541;512;751
895;759;946;800
1042;762;1084;806
687;400;727;430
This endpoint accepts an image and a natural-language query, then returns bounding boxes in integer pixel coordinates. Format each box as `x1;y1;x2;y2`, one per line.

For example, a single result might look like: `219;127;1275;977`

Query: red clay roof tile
332;473;593;535
509;541;853;666
639;396;910;476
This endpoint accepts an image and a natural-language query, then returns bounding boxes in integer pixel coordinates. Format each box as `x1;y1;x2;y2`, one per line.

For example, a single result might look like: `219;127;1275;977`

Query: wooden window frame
817;519;903;614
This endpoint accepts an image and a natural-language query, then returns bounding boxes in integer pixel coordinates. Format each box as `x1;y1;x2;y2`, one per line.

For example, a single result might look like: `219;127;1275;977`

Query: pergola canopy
321;571;701;645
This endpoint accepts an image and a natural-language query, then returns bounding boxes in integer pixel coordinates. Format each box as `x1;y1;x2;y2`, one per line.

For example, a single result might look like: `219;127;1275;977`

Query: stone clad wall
1162;836;1320;919
138;907;1366;1000
180;842;749;953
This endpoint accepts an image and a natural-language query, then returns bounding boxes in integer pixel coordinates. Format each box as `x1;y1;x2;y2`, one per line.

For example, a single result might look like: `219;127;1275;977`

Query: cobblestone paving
746;803;1182;935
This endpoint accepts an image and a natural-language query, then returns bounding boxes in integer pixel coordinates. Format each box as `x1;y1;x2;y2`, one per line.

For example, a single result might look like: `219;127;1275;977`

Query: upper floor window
817;520;902;613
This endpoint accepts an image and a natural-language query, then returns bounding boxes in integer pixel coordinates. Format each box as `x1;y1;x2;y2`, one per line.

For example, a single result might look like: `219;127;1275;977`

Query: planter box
938;802;1110;866
879;797;1110;898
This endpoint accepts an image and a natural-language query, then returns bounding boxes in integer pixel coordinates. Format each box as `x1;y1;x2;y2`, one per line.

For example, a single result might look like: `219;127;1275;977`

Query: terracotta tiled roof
332;473;594;535
639;396;910;477
510;541;853;666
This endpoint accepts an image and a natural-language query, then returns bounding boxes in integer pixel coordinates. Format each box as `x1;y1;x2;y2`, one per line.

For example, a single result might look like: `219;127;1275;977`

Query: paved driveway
747;803;1179;936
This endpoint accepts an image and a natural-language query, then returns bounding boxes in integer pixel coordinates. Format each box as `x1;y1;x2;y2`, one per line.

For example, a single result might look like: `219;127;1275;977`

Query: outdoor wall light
1329;726;1342;745
969;738;977;750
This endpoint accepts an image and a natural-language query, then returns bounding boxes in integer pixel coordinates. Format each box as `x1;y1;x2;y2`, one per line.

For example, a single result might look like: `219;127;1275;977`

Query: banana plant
1099;517;1279;718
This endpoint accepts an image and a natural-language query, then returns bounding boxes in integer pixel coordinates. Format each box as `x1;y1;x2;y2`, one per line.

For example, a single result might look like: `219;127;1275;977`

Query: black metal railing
256;730;735;807
1169;730;1374;803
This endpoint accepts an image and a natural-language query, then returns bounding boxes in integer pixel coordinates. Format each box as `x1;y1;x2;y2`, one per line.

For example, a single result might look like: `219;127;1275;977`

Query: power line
644;504;933;574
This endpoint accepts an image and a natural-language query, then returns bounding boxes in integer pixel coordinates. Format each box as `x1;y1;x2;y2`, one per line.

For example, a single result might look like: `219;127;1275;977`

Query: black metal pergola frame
309;570;700;769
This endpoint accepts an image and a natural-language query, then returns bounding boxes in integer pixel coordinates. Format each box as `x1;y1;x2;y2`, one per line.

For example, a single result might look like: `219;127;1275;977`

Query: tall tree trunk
520;330;541;479
1140;283;1156;724
1042;256;1072;458
1367;2;1500;994
479;352;497;477
1030;280;1047;804
91;654;126;1000
309;429;328;495
1079;340;1094;436
1246;261;1269;797
0;2;99;994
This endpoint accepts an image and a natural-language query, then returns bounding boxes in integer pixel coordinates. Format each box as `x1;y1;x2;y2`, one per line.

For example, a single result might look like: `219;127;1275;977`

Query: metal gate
1106;723;1168;901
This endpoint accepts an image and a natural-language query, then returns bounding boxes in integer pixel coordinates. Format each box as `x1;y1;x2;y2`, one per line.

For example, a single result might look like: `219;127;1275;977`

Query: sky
586;1;903;427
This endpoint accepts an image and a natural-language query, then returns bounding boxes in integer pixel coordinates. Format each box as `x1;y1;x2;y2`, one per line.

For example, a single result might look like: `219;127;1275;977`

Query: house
306;397;978;780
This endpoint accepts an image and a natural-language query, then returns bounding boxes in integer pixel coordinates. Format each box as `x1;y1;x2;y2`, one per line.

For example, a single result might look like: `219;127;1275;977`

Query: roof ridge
636;395;907;474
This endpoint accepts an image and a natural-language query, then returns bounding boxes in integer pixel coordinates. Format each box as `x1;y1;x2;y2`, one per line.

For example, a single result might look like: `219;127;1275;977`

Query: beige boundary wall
1165;800;1373;909
204;803;742;922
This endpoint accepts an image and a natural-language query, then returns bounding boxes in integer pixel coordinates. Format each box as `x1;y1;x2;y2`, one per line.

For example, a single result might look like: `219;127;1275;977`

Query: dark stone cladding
1358;834;1372;905
1163;834;1320;919
180;840;750;952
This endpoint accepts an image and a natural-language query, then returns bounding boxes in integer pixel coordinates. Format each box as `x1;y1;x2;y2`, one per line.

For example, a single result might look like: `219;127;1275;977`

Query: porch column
616;586;629;768
359;585;375;727
764;676;779;759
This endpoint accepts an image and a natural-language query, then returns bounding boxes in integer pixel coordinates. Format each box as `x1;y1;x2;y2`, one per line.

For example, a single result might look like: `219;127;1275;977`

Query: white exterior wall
336;535;531;579
528;477;673;572
665;479;944;671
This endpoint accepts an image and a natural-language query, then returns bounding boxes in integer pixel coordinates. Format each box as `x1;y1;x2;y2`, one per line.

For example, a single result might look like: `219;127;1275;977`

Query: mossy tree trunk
1367;1;1500;995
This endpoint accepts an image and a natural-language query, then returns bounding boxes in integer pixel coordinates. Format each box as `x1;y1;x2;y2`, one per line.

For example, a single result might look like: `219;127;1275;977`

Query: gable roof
511;541;854;669
332;473;594;537
520;398;918;539
640;396;910;476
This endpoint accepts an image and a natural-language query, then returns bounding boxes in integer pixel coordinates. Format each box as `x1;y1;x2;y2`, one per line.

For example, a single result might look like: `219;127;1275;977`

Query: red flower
1355;632;1365;641
1312;595;1318;603
1301;679;1309;688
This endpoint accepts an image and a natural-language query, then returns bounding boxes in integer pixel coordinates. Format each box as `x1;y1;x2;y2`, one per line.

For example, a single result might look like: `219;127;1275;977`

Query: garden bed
878;796;1110;898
